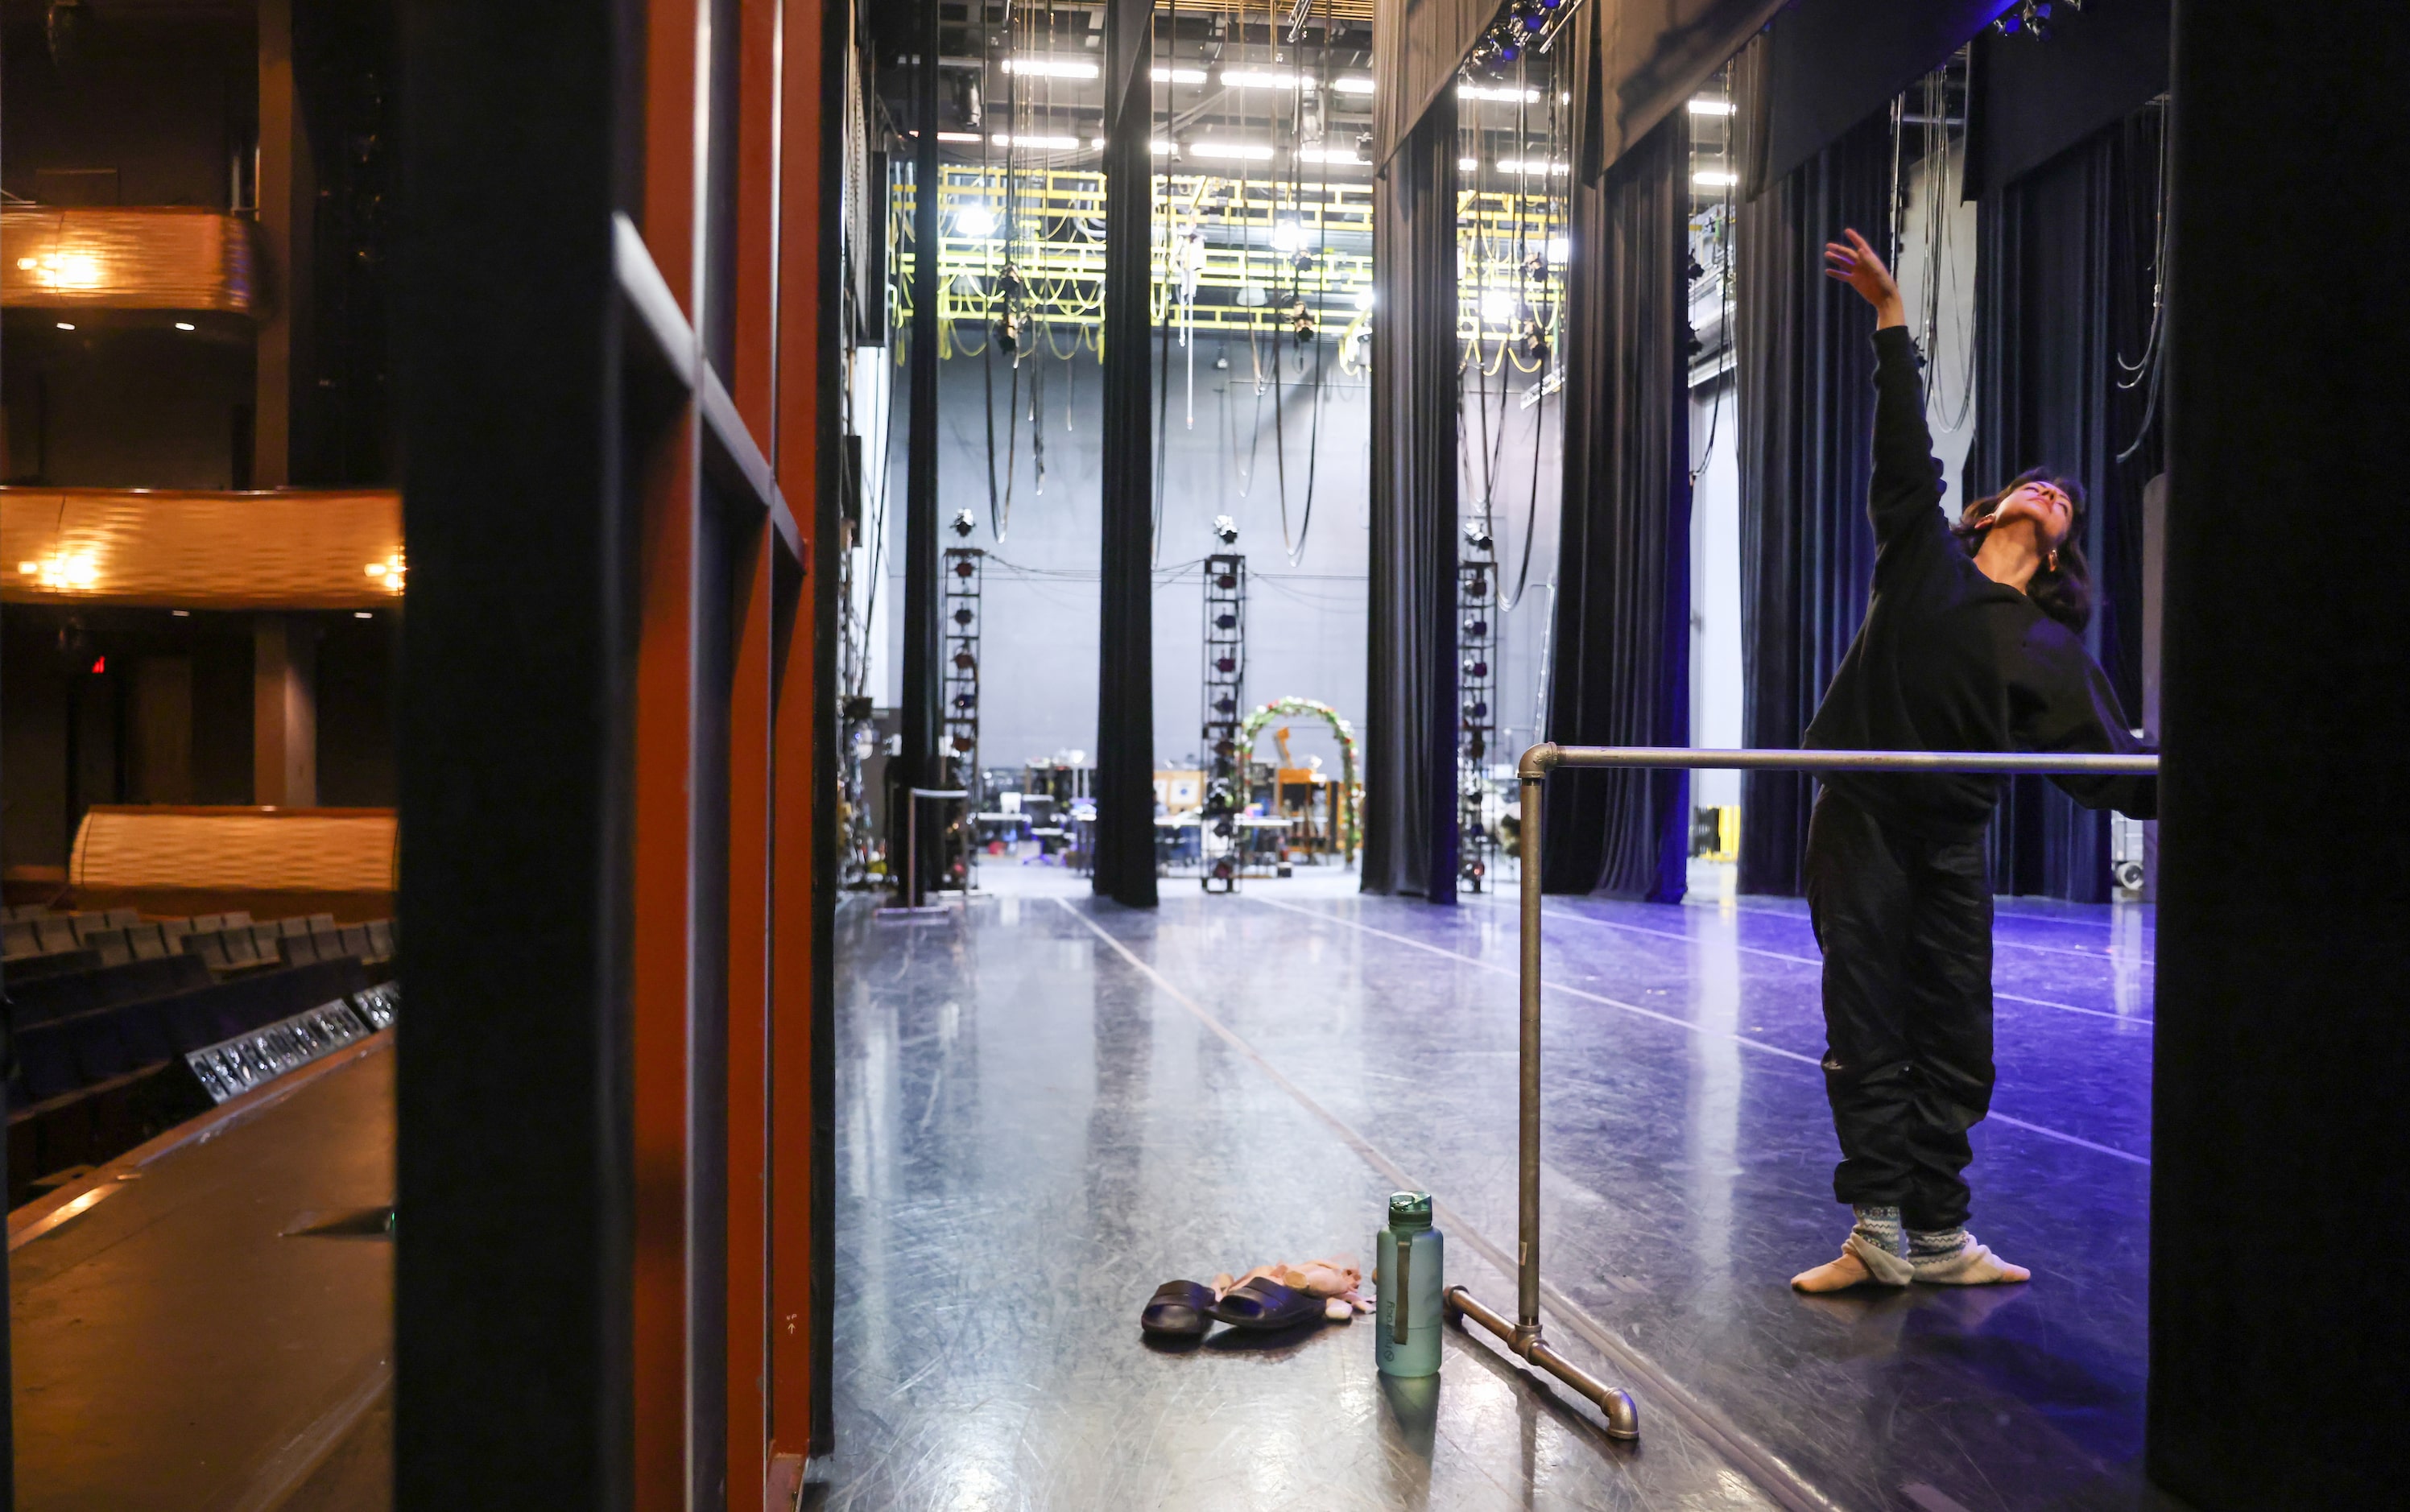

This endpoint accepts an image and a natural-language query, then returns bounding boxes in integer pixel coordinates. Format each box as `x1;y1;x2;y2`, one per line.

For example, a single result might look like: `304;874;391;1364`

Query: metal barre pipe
1520;743;2159;778
1445;744;2159;1441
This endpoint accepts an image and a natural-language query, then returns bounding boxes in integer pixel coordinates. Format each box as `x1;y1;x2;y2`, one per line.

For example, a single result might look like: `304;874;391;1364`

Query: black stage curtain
1092;0;1158;907
1541;109;1693;901
1732;111;1895;896
1966;106;2161;902
1362;100;1459;901
1371;0;1490;170
1966;0;2168;198
1750;0;2009;192
2152;3;2410;1501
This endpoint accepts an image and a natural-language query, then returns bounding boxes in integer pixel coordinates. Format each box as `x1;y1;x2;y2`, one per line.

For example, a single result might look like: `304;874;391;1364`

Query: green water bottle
1375;1191;1445;1378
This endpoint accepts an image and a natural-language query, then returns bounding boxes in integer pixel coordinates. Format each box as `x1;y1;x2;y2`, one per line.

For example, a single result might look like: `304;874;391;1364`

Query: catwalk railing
1451;743;2161;1441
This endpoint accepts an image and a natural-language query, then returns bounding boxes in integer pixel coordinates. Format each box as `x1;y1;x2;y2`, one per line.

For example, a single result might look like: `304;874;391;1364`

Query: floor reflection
821;874;2177;1511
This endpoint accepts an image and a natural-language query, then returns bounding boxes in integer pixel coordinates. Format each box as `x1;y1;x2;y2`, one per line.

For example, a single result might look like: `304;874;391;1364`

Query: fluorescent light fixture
992;134;1080;149
1295;147;1366;166
1332;76;1376;94
55;322;75;331
1150;139;1176;154
1688;97;1736;116
936;131;982;143
1693;169;1740;188
1220;69;1300;89
1270;220;1308;253
1547;235;1571;262
1458;156;1479;171
1002;59;1098;79
1152;66;1207;83
955;204;999;236
1457;83;1540;102
1479;289;1515;320
172;609;189;617
1497;159;1569;175
1188;141;1275;161
174;320;196;331
1091;135;1106;147
355;611;374;619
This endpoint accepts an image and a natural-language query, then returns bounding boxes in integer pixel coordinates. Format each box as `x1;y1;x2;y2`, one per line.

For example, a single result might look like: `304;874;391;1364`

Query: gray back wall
875;338;1562;787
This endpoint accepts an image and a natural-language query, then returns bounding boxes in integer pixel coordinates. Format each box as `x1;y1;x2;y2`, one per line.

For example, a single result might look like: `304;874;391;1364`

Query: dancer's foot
1910;1235;2030;1285
1792;1231;1914;1292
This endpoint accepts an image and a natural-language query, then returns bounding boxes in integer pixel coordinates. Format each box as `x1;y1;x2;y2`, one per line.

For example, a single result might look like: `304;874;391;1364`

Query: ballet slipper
1910;1237;2030;1286
1792;1232;1914;1292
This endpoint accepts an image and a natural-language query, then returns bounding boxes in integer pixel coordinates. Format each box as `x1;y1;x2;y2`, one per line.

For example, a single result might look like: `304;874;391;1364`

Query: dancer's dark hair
1953;468;2093;633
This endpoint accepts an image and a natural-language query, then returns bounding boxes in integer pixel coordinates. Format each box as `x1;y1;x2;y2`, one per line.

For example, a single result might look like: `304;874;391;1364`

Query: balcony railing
0;487;401;609
2;207;262;316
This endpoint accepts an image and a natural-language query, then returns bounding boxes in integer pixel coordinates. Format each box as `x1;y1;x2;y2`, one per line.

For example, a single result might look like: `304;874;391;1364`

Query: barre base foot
1445;1284;1639;1440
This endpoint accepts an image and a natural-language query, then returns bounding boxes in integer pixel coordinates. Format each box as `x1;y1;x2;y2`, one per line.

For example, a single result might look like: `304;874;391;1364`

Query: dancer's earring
2047;549;2060;573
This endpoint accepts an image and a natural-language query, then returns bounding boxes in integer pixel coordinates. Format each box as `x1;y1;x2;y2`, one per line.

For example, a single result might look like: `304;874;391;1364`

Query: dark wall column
2149;2;2410;1504
893;0;944;903
1090;0;1158;908
252;613;316;807
254;0;314;487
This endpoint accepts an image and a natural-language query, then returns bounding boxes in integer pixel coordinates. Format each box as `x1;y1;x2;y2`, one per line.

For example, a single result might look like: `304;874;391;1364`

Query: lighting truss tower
1200;552;1247;894
1457;556;1499;892
940;546;983;890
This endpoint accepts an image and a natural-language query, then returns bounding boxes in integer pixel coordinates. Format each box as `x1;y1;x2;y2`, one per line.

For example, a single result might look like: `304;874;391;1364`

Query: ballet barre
1445;743;2160;1441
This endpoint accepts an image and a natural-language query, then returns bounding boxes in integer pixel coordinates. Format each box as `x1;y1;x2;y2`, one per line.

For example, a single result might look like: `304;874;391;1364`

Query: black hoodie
1804;325;2156;838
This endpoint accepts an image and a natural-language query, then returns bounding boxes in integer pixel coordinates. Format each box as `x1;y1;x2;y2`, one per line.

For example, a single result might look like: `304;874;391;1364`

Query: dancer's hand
1824;228;1906;329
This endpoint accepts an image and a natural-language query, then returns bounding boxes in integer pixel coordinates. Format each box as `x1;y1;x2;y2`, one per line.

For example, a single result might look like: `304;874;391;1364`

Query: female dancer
1791;229;2155;1292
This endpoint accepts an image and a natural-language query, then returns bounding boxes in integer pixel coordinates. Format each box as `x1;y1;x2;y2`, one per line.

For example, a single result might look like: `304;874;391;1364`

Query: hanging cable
2115;95;2172;463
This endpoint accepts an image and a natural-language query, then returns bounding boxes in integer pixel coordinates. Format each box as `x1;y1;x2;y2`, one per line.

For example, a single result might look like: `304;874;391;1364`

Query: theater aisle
822;871;2181;1512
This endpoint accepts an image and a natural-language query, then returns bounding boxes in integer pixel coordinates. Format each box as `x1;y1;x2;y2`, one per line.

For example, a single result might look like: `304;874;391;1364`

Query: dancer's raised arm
1824;226;1905;330
1826;229;1941;542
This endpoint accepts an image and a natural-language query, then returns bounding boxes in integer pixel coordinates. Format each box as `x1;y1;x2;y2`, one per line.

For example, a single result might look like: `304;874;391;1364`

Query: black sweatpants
1804;789;1995;1232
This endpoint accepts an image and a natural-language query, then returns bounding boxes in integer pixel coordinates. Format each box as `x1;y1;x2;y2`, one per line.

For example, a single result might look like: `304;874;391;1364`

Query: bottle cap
1388;1191;1434;1231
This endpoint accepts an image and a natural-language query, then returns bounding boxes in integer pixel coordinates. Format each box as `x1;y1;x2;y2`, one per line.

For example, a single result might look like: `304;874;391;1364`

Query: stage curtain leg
1362;98;1460;902
1540;105;1693;902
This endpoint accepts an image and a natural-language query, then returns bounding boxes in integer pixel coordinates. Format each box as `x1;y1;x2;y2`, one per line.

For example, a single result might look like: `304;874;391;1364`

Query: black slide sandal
1141;1280;1217;1336
1206;1277;1325;1331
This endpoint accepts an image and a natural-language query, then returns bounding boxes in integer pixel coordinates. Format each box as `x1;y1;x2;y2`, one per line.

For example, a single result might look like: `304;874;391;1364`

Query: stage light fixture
1688;97;1736;116
174;320;196;331
951;509;977;537
1693;170;1740;188
1332;76;1375;94
1219;69;1300;90
1479;288;1515;321
1212;514;1239;544
1151;66;1207;83
1270;220;1307;253
1547;235;1571;262
1354;288;1374;312
955;204;998;238
1458;156;1480;171
56;322;75;331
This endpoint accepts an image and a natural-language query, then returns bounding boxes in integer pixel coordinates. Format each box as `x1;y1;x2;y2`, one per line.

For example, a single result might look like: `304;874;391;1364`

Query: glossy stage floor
821;863;2178;1512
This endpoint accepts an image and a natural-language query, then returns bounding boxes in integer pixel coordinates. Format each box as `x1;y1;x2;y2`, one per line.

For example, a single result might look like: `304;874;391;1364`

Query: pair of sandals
1141;1277;1328;1336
